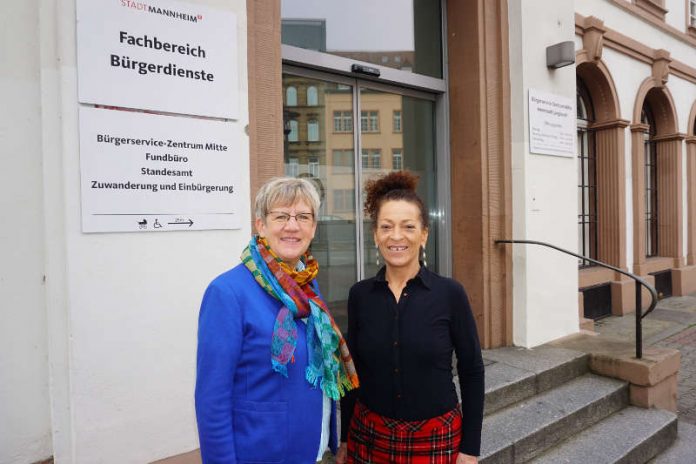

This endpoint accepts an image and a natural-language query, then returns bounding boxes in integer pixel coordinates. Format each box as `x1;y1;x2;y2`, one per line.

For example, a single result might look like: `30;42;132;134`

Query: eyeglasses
267;211;315;225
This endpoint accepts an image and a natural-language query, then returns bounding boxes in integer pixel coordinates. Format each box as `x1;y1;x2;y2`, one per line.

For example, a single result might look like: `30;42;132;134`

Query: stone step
648;420;696;463
480;373;628;464
529;407;677;464
482;346;589;416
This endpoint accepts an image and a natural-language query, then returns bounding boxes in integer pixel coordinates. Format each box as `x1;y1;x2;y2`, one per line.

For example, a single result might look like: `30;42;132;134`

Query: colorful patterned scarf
241;235;359;400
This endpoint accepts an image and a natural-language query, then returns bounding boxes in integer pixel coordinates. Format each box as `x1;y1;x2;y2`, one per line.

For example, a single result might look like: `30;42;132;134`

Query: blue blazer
195;264;337;463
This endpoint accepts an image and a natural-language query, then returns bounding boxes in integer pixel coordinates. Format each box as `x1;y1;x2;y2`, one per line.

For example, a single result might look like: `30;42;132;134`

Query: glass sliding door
283;73;438;330
359;87;438;279
283;75;357;329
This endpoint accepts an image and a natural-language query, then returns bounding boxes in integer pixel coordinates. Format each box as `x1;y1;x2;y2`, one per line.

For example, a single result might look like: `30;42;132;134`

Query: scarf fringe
344;373;360;391
306;367;359;401
305;365;321;387
320;377;341;401
272;359;289;378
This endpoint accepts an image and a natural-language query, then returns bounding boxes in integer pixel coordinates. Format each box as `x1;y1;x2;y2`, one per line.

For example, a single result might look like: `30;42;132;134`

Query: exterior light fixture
546;41;575;69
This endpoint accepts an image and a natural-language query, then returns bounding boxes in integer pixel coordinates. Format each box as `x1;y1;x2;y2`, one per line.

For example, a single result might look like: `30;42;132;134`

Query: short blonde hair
254;177;321;220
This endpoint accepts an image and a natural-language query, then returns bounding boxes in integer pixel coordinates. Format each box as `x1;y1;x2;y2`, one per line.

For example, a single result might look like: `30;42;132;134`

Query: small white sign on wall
528;89;576;157
76;0;238;119
79;106;242;233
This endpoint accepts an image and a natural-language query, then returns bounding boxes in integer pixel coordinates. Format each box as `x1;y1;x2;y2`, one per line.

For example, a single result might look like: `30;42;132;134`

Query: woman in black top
336;171;484;464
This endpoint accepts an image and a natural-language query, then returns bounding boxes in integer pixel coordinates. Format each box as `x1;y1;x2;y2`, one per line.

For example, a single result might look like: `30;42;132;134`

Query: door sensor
351;64;381;77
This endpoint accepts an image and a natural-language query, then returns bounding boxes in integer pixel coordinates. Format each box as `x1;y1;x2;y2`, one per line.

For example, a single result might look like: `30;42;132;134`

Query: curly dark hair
364;171;429;229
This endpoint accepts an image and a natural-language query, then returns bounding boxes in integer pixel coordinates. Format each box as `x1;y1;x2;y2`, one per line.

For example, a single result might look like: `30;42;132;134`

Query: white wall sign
79;106;242;233
77;0;238;119
528;89;575;157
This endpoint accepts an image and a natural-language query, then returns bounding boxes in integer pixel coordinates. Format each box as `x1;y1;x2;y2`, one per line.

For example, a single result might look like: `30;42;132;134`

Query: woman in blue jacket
195;177;359;463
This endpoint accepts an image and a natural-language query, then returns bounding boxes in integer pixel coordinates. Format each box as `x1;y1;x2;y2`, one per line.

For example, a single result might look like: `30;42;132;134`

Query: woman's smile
255;199;317;267
374;200;428;272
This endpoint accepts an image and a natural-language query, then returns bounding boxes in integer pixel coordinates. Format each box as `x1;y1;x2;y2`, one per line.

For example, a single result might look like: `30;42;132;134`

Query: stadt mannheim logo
119;0;204;23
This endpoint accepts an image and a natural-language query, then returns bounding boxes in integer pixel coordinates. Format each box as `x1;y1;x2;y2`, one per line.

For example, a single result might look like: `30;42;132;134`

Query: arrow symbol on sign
168;219;194;227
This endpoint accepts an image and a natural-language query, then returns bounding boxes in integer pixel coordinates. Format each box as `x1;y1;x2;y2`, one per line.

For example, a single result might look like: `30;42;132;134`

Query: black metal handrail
495;239;658;359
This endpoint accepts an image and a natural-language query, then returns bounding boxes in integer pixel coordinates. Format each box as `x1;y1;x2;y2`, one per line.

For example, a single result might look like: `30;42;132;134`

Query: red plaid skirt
346;402;462;464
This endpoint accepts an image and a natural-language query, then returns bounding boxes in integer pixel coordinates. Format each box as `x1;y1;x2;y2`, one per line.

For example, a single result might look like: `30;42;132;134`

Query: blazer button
394;368;399;374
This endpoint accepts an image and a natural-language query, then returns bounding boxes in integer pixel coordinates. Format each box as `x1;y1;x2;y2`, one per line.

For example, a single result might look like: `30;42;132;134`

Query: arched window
307;120;319;142
577;78;597;267
287;120;299;142
307;86;318;106
642;104;658;257
286;86;297;106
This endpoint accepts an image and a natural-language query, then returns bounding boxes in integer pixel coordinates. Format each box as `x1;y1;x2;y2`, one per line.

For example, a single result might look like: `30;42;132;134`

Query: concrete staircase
476;346;678;464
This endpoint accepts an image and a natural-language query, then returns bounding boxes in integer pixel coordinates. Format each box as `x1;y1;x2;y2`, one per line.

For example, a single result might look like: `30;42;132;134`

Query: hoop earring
421;246;427;267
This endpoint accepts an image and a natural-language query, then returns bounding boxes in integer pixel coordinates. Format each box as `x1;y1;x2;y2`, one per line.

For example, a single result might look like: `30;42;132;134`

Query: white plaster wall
574;34;584;51
670;75;696;133
600;48;651;123
39;0;251;462
665;0;688;31
625;121;636;272
577;0;694;64
0;1;54;463
684;136;689;259
509;0;579;348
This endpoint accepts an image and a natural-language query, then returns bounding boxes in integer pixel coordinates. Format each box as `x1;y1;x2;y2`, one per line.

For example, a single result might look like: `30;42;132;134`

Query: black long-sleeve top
340;265;485;456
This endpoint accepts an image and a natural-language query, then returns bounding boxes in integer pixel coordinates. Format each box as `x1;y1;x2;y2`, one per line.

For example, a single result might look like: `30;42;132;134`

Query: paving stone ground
657;324;696;425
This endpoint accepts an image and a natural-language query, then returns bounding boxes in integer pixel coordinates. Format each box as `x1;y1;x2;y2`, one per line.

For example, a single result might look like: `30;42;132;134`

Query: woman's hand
335;442;348;464
456;453;478;464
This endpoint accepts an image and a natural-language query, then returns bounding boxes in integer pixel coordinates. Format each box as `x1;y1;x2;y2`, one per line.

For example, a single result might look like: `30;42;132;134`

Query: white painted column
0;1;53;463
508;0;579;347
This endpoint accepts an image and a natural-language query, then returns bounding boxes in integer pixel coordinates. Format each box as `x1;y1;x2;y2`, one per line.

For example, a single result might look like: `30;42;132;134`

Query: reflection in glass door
282;73;437;330
359;87;437;280
282;75;357;329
